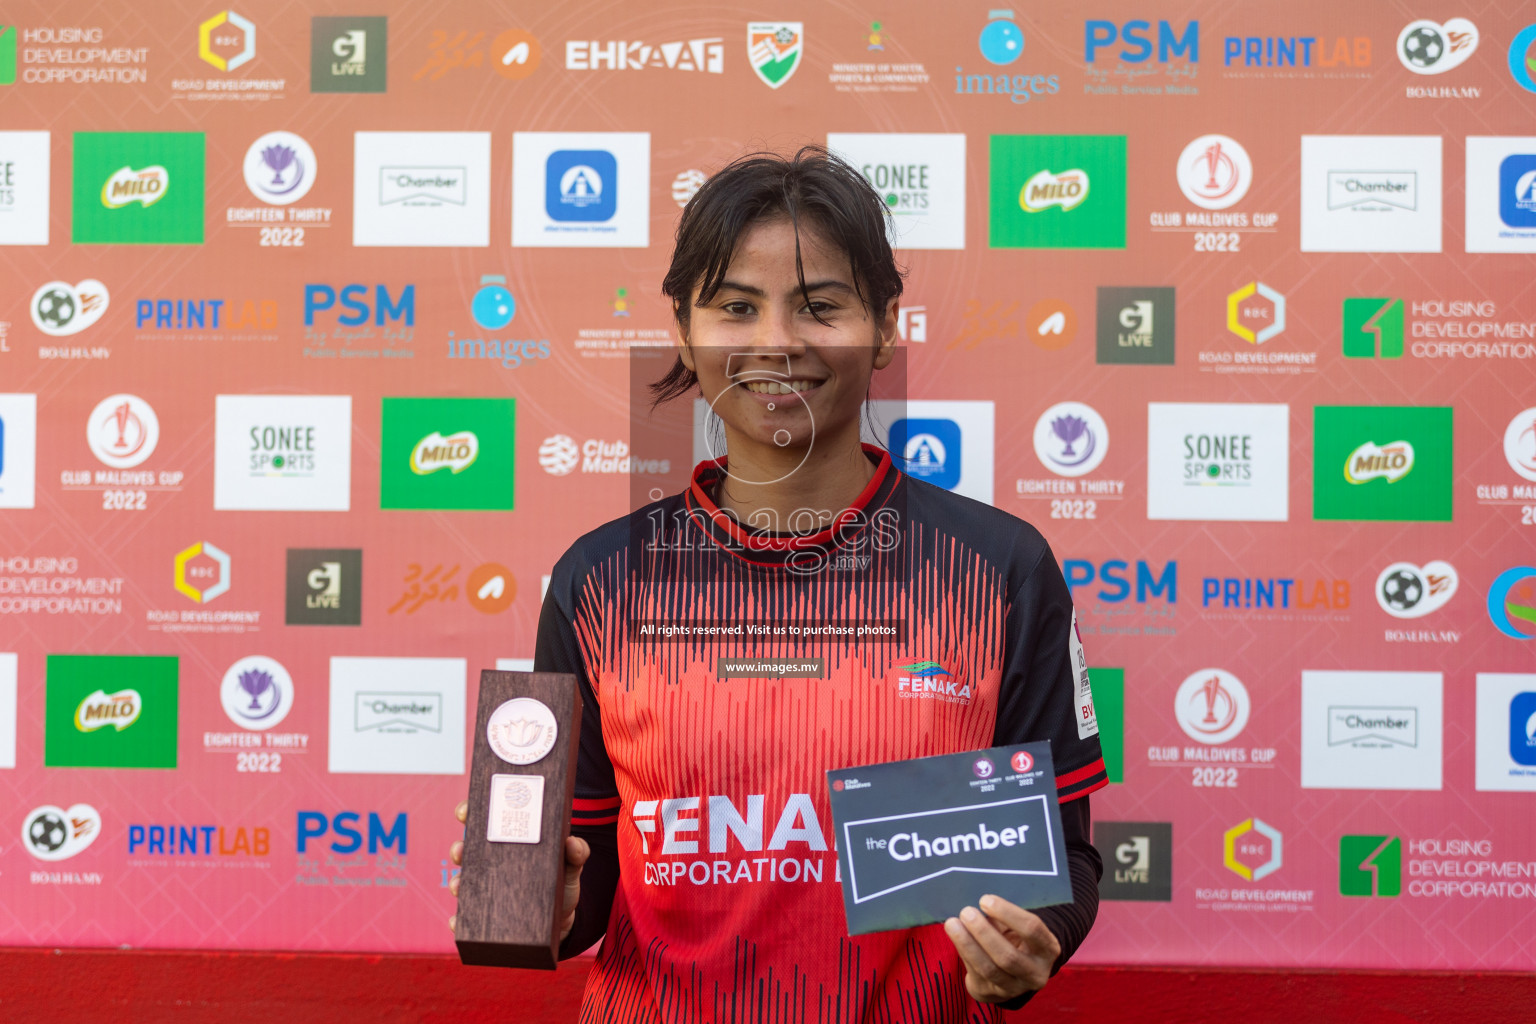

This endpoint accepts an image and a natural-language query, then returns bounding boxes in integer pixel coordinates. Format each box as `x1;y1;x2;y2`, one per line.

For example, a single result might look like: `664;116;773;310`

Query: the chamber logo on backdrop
1312;406;1452;521
328;656;465;774
1474;674;1536;791
413;29;541;82
826;133;967;250
512;131;650;247
380;397;515;510
0;130;50;244
956;10;1058;105
285;549;362;626
1146;403;1289;522
1300;135;1442;253
989;135;1126;249
23;803;100;862
1464;136;1536;252
44;654;177;769
1396;19;1477;76
450;274;550;368
31;279;108;338
72;132;204;244
565;35;723;73
213;395;352;511
0;393;37;509
1093;821;1172;901
1094;287;1173;364
746;22;801;89
311;16;386;92
1301;671;1443;791
353;132;489;246
1083;18;1199;97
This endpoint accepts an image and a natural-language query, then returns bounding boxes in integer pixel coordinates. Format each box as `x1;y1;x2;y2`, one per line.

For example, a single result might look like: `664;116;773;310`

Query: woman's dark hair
650;145;904;405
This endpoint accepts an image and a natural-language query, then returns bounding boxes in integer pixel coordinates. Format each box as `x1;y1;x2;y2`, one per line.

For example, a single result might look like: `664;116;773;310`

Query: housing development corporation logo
71;132;205;244
1340;834;1401;896
45;654;178;768
311;16;386;92
747;22;801;89
990;135;1126;249
1342;297;1405;358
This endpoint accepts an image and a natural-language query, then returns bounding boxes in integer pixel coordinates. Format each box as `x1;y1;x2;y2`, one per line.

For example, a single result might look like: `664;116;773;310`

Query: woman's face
679;216;897;459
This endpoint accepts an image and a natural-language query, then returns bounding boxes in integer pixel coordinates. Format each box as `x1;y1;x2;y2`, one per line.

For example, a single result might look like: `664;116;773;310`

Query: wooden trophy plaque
454;670;582;969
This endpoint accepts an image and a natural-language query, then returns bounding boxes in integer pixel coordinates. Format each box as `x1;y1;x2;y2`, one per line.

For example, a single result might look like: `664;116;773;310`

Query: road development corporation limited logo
45;654;178;768
747;22;802;88
328;656;465;774
220;655;294;730
23;804;101;861
1226;282;1284;345
71;132;205;244
1223;818;1281;881
173;541;230;603
1301;671;1443;791
1397;19;1477;75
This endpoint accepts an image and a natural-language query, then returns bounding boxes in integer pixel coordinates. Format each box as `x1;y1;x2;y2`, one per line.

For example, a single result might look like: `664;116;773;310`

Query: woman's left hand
942;894;1060;1004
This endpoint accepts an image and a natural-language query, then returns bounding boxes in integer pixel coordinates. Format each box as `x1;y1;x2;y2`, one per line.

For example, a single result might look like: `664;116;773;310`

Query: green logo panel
988;134;1126;249
71;132;205;244
1;26;17;85
380;397;516;510
1088;667;1124;784
45;654;179;768
1313;406;1452;522
1342;298;1404;358
311;17;388;93
1339;834;1401;897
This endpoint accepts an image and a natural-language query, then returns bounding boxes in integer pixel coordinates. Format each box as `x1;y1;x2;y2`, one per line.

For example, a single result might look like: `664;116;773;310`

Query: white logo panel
1474;673;1536;792
0;131;51;245
826;133;967;250
353;132;490;247
0;394;38;509
0;653;16;769
328;656;466;775
214;395;352;511
1146;403;1289;521
1301;670;1443;791
1300;135;1442;252
511;131;650;248
1465;137;1536;253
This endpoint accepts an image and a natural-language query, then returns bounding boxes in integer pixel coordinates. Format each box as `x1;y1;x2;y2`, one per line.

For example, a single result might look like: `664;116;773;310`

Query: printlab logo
0;130;51;245
243;131;316;205
354;132;490;247
1342;297;1404;358
747;22;802;89
380;397;516;510
1312;406;1453;522
989;135;1127;249
311;17;386;92
0;394;37;509
31;279;109;337
199;10;255;71
1397;19;1477;75
1174;669;1249;745
1487;567;1536;640
1465;137;1536;253
826;133;967;250
44;654;178;769
71;132;205;244
1301;671;1443;791
1033;402;1108;477
220;655;294;730
1177;135;1251;210
328;656;466;774
174;541;230;603
1339;834;1401;896
1512;25;1536;93
1223;818;1281;881
1226;282;1284;345
1376;561;1457;618
1300;135;1442;253
1093;821;1172;901
86;394;159;469
512;132;650;247
23;804;101;861
285;548;362;626
1095;287;1174;364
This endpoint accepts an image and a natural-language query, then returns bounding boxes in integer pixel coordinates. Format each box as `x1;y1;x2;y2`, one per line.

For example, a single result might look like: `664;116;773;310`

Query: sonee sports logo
1339;834;1402;896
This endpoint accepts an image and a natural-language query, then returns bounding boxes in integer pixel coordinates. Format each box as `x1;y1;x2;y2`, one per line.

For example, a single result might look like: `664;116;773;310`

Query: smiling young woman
449;147;1107;1023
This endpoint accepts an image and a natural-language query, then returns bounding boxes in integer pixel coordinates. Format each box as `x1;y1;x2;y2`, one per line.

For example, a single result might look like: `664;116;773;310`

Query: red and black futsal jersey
536;444;1107;1024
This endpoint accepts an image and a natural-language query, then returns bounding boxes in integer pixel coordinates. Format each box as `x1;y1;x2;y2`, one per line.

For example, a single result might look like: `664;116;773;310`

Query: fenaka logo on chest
890;660;972;704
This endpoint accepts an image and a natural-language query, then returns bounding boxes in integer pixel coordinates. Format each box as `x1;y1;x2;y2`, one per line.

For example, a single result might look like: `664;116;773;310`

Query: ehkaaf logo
286;548;362;626
889;660;972;705
23;803;101;861
566;36;723;73
296;811;407;853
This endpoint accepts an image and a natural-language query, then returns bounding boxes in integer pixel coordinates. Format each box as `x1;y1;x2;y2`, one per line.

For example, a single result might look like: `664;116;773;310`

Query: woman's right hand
447;800;592;943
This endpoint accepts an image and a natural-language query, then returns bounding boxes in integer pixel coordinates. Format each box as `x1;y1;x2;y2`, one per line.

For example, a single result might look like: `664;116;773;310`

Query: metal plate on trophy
454;670;581;969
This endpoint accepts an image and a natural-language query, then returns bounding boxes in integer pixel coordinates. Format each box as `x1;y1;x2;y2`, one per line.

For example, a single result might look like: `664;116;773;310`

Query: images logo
1226;282;1284;344
747;22;802;89
74;689;140;732
380;397;515;510
1504;407;1536;482
72;132;205;244
199;10;255;72
1096;287;1174;364
45;654;178;768
243;131;316;205
1175;669;1250;745
174;541;230;603
1033;401;1108;477
890;418;962;491
956;10;1058;104
1510;25;1536;93
990;135;1126;249
22;804;101;861
220;655;293;730
1177;135;1250;209
1487;567;1536;640
1397;19;1477;75
31;279;109;337
1342;297;1404;358
1376;561;1457;618
86;394;159;469
1313;406;1452;521
312;16;387;92
546;149;617;222
1224;818;1281;881
285;548;363;626
471;275;515;330
1339;834;1401;896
